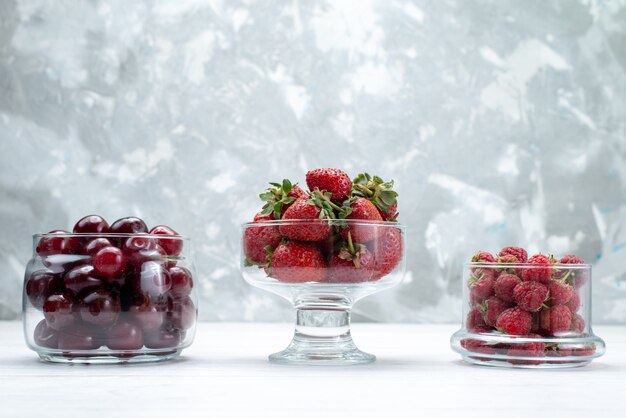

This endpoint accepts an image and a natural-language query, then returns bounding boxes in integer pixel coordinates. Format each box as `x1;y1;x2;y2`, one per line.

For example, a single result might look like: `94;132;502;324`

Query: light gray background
1;0;625;323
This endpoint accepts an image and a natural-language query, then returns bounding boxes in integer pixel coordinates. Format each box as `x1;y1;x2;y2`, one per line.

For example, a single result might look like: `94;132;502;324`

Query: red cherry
64;265;103;296
106;321;143;350
138;261;172;299
57;324;102;350
83;238;113;256
149;225;183;256
43;292;76;330
33;319;58;349
143;329;183;349
79;289;121;328
26;269;62;310
129;302;165;331
168;296;196;331
169;266;193;299
93;246;126;279
36;230;76;256
110;217;148;235
73;215;110;233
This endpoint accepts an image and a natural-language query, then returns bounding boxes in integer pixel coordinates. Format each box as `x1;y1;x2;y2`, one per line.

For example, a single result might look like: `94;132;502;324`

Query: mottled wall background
1;0;625;323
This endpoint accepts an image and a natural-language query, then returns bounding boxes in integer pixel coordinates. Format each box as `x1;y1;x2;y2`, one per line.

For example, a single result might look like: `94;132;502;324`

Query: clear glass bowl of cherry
23;215;197;364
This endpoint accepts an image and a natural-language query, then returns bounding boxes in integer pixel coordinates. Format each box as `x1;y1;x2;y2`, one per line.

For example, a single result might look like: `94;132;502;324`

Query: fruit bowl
241;219;405;365
450;260;605;368
23;228;197;364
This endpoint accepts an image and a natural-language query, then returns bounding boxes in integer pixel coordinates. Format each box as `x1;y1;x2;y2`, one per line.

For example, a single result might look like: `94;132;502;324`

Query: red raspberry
513;281;549;312
498;246;528;263
494;273;521;303
570;313;586;334
548;280;574;306
507;336;545;365
496;254;523;276
469;268;495;304
471;251;496;263
481;297;511;328
496;307;533;335
539;305;572;335
567;292;581;313
569;345;596;356
460;338;496;357
466;306;486;329
523;254;555;284
560;255;588;288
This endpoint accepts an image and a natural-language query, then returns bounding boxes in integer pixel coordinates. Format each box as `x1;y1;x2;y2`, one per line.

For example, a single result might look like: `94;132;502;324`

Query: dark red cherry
33;319;58;348
143;329;182;349
26;269;61;310
169;266;193;299
129;302;165;331
149;225;183;256
106;321;143;350
168;296;196;331
43;292;76;330
57;324;102;350
110;217;148;235
79;289;121;328
36;230;76;256
83;238;113;256
73;215;110;234
138;261;171;299
64;265;102;295
93;246;126;279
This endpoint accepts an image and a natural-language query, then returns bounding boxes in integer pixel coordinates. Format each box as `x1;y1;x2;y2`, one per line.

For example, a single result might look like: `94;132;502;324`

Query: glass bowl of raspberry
240;219;406;365
23;215;197;364
450;248;605;368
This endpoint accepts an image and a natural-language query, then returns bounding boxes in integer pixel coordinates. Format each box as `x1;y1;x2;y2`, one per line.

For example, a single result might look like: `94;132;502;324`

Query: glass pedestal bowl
450;262;605;368
241;219;405;365
23;233;197;364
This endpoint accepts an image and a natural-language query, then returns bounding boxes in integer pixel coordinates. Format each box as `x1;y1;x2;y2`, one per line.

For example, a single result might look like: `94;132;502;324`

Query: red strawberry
469;268;495;304
548;280;574;306
327;244;377;283
369;227;403;278
498;246;528;263
268;241;326;283
567;292;581;313
523;254;555;284
340;197;383;243
243;212;282;265
571;314;585;334
351;173;398;221
494;273;521;303
306;168;352;204
259;179;306;219
496;307;532;335
513;281;549;312
471;251;496;263
279;198;332;241
559;255;588;288
467;306;487;329
481;296;511;328
539;305;572;335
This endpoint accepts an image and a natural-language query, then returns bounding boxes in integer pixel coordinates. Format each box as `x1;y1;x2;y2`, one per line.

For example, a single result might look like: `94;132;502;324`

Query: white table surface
0;321;624;418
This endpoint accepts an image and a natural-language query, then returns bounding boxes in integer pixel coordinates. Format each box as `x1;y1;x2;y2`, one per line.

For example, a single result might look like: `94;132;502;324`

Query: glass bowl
23;232;197;364
450;262;605;368
240;219;406;365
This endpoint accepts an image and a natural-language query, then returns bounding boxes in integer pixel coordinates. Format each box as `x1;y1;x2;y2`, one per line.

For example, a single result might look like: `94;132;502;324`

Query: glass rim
33;233;189;240
465;262;591;269
242;219;405;228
